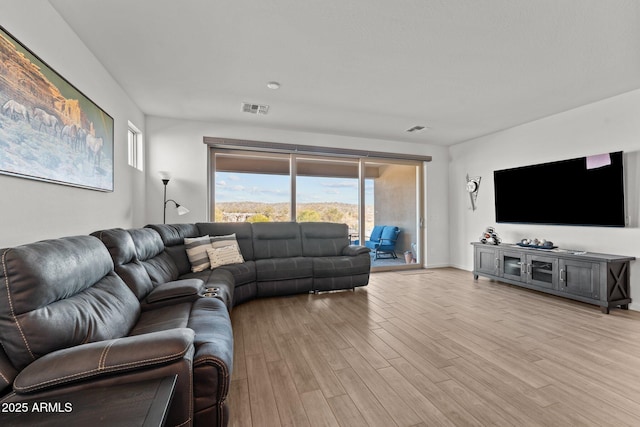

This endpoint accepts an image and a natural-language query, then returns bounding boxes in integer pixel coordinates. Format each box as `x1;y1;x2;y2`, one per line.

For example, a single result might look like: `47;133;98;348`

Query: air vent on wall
241;102;270;115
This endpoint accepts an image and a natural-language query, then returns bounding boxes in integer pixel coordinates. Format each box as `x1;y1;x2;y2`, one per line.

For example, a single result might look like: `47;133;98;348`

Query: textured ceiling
49;0;640;146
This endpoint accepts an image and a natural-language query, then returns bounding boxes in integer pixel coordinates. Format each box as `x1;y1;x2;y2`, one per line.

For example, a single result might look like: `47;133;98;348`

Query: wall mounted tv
494;151;625;227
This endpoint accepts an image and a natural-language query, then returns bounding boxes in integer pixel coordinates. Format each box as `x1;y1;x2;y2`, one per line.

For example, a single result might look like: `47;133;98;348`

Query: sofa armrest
342;245;371;256
13;328;195;394
145;279;204;304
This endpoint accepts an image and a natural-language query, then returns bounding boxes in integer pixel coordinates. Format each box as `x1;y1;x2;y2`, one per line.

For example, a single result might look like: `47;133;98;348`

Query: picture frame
0;25;114;192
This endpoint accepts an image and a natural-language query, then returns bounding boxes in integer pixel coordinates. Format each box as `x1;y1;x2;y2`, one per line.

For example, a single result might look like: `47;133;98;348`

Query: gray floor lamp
160;171;190;224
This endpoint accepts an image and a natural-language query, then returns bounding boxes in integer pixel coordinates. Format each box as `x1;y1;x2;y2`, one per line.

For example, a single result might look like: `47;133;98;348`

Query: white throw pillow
211;233;243;253
184;235;213;272
207;245;245;268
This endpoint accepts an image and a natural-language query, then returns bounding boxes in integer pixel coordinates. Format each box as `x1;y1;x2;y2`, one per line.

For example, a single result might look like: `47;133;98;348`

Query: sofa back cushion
0;236;140;370
128;228;180;285
146;224;201;275
148;223;200;246
300;222;349;257
251;222;302;259
91;228;154;300
197;222;255;261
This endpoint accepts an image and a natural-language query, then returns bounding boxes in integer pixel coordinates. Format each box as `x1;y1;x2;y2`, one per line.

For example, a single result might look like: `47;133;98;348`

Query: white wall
449;89;640;309
146;116;451;268
0;1;146;247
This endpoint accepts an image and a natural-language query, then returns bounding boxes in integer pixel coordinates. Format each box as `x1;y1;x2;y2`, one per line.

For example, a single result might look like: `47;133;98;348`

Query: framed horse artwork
0;25;114;192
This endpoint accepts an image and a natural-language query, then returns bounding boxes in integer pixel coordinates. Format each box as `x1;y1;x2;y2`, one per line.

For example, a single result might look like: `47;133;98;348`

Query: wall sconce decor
159;171;190;224
466;174;481;211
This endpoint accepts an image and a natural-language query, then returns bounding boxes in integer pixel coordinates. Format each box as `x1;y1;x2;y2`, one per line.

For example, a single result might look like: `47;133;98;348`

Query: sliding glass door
364;160;422;268
210;149;424;270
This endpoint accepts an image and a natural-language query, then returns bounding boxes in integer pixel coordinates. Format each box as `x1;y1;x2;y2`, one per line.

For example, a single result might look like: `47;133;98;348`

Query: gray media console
471;242;634;314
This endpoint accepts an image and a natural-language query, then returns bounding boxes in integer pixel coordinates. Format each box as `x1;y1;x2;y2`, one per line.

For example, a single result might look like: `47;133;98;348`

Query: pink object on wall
586;153;611;169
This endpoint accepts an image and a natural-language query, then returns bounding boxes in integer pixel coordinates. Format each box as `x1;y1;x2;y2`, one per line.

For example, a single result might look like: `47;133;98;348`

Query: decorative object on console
160;171;190;223
480;226;501;245
518;238;556;249
466;174;481;211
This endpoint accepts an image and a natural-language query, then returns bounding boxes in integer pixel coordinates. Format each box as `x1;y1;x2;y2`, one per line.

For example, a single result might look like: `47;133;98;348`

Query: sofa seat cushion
129;302;192;336
216;260;256;286
255;257;313;282
312;254;371;278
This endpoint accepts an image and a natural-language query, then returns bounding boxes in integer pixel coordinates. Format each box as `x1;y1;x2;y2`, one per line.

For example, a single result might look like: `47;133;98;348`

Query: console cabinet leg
601;306;610;314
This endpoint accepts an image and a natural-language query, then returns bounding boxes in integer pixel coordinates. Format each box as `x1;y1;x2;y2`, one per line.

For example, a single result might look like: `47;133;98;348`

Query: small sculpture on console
520;238;554;248
480;226;501;245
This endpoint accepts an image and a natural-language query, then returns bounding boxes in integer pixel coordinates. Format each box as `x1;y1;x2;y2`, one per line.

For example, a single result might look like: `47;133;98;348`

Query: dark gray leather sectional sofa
146;222;372;307
0;222;370;427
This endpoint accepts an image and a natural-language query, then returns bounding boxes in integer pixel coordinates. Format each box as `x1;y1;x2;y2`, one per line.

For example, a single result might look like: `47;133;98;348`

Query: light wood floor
228;268;640;426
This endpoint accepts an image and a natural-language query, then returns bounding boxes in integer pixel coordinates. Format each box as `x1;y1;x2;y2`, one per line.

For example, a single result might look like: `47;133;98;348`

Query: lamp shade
176;205;190;216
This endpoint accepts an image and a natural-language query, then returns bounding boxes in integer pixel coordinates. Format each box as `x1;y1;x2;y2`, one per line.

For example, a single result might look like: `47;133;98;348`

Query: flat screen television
494;151;625;227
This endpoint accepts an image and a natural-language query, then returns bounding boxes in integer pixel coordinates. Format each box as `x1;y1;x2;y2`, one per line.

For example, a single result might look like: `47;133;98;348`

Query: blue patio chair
354;225;382;246
365;225;400;259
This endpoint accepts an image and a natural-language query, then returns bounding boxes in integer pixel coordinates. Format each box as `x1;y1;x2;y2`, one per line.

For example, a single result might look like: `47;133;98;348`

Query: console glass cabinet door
500;250;525;282
498;251;557;289
527;254;558;289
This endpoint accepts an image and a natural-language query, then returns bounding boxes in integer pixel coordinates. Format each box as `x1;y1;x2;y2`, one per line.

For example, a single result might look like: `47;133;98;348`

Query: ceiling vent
406;125;427;133
242;102;269;115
